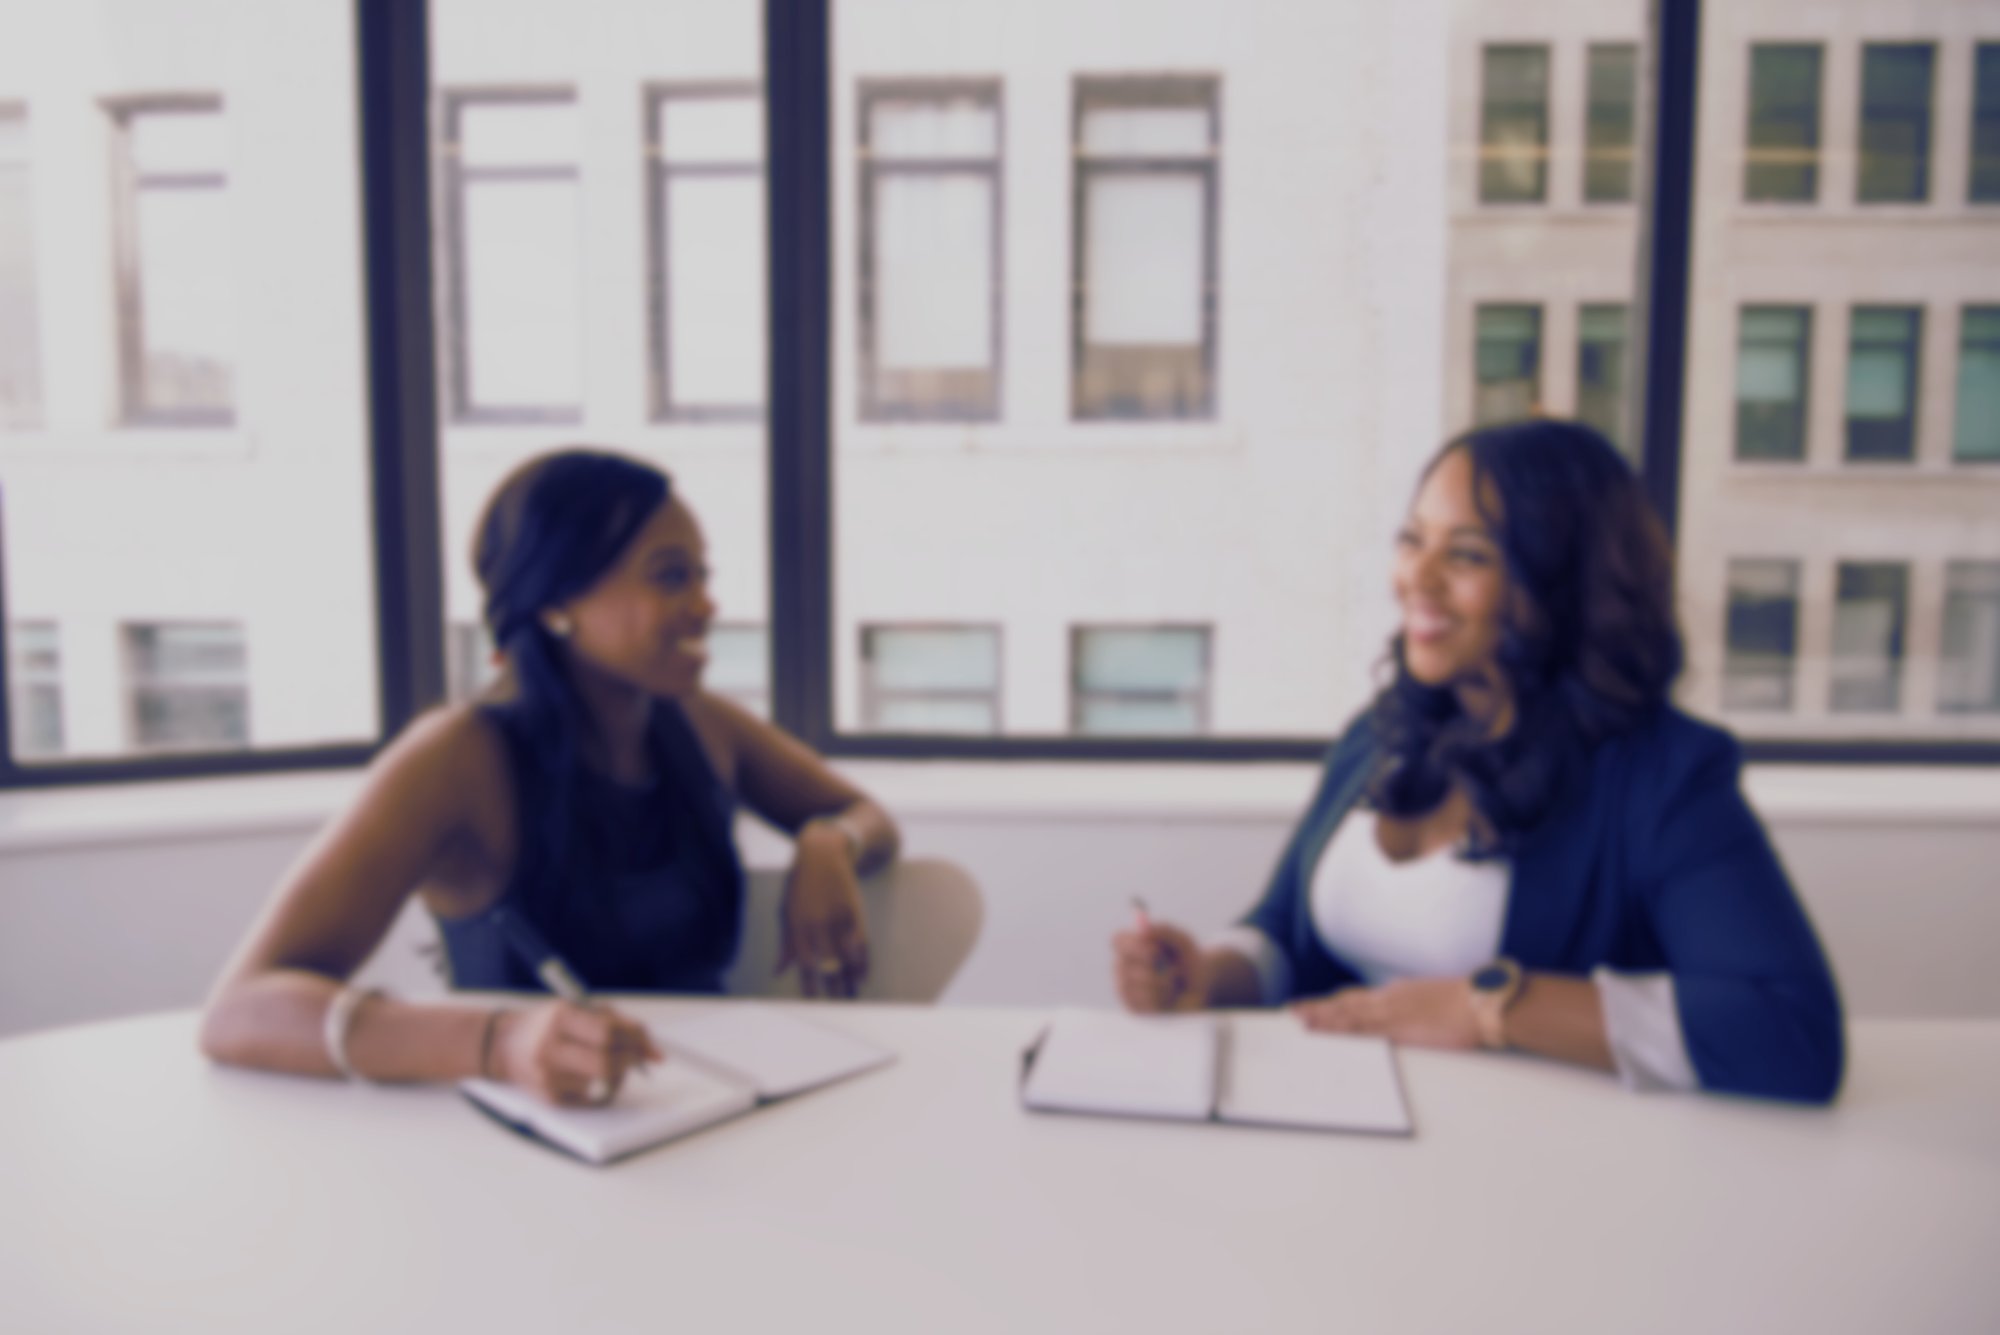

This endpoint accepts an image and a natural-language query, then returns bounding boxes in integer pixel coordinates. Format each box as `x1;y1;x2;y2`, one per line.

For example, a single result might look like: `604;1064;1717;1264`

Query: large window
440;89;582;423
1845;306;1921;463
649;85;764;421
110;98;235;425
1830;564;1907;714
1480;45;1548;204
1941;563;2000;714
1744;44;1820;203
860;626;1000;734
1736;306;1810;462
1975;45;2000;204
1722;561;1800;713
1072;76;1218;421
1857;44;1934;205
7;623;61;759
857;81;1001;421
0;104;40;429
1576;303;1628;452
1071;626;1210;737
123;623;250;752
1584;44;1637;204
1956;307;2000;462
1474;304;1541;425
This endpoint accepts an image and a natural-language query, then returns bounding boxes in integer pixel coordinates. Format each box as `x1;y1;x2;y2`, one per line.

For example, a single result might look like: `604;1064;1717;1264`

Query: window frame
1070;74;1220;423
1856;42;1935;206
105;93;236;429
1735;303;1812;463
1479;43;1551;205
1068;623;1213;738
855;78;1005;423
647;81;766;424
1743;43;1821;204
120;621;253;755
1584;43;1638;204
858;623;1004;736
437;84;584;427
4;0;1995;791
1843;304;1922;464
1974;44;2000;205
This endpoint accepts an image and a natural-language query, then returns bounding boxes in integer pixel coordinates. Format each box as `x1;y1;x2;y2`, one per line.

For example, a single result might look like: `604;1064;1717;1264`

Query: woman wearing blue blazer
1114;420;1843;1104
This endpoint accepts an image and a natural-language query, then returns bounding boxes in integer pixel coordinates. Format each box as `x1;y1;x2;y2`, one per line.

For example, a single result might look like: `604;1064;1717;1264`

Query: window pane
860;626;1000;734
1830;563;1907;713
1584;44;1636;203
7;622;62;758
1075;626;1207;692
124;622;251;751
1954;307;2000;462
833;2;1640;740
1576;303;1628;454
1;1;380;766
1475;304;1541;425
1745;44;1820;202
1844;307;1920;462
1941;563;2000;713
1858;44;1933;204
1481;45;1548;203
0;104;41;428
1723;560;1799;712
860;84;1000;420
432;0;768;722
1975;45;2000;204
1735;306;1809;462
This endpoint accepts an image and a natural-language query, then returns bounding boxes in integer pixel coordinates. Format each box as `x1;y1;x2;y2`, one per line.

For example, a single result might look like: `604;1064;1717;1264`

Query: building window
440;90;582;424
1072;76;1219;422
109;98;234;425
705;623;770;716
0;104;41;429
860;625;1000;734
7;622;62;760
1576;303;1629;453
857;81;1002;422
1830;563;1907;714
1474;304;1541;426
649;85;764;421
1857;44;1934;204
1745;45;1821;203
1845;306;1921;463
1736;306;1810;462
123;622;250;752
1480;45;1549;203
1956;307;2000;462
1721;561;1800;713
1071;625;1211;736
1584;44;1637;203
445;621;496;704
1941;563;2000;713
1974;45;2000;204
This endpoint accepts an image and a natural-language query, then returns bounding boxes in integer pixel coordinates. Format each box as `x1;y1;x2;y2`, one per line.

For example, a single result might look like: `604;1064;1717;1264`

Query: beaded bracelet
323;984;384;1083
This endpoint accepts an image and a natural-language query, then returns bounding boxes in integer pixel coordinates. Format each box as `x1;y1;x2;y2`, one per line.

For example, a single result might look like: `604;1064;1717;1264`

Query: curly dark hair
1368;419;1684;855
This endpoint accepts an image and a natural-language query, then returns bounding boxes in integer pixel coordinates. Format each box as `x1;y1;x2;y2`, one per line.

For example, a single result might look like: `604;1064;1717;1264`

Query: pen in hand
491;907;661;1095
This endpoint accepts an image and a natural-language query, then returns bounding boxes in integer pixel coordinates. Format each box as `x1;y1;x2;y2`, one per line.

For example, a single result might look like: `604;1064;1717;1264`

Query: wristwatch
1467;957;1525;1050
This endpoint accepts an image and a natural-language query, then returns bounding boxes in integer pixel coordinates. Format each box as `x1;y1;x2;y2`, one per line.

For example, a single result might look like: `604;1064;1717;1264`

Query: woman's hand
492;1000;661;1106
1112;920;1210;1013
779;821;870;999
1292;977;1480;1050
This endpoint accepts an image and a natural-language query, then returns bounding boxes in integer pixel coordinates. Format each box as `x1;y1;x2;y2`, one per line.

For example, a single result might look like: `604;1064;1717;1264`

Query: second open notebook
1019;1009;1413;1136
462;1006;895;1165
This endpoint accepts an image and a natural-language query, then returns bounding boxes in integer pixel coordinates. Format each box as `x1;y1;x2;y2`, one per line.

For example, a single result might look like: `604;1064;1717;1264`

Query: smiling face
548;495;715;699
1392;447;1510;698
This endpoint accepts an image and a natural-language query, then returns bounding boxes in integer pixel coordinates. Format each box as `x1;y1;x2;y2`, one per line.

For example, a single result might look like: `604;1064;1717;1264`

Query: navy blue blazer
1242;706;1845;1104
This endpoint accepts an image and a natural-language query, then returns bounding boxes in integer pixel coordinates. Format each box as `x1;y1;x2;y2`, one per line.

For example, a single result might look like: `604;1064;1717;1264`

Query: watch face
1471;963;1512;993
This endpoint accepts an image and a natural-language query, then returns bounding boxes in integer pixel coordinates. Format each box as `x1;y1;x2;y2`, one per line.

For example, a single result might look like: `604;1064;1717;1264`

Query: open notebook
1020;1009;1412;1136
462;1007;894;1165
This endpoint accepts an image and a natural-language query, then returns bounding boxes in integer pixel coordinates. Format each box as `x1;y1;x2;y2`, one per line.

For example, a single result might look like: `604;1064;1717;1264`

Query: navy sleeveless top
434;700;746;994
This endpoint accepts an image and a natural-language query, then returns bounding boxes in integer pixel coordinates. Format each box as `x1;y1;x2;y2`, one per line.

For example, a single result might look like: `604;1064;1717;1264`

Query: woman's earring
542;611;574;639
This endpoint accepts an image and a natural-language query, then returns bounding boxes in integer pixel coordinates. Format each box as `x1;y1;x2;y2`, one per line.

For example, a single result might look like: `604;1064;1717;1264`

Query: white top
1216;811;1699;1092
1;1006;1994;1334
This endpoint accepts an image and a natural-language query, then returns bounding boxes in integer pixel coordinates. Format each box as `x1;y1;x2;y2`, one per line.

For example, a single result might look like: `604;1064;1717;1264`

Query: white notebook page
1021;1010;1219;1121
461;1060;755;1164
656;1007;895;1100
1216;1023;1411;1135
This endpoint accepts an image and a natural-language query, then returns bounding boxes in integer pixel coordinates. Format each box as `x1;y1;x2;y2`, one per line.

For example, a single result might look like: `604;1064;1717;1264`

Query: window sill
1725;461;2000;481
1;756;1996;858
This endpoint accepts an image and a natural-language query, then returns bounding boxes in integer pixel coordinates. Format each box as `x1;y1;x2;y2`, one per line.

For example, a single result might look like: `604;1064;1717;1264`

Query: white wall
2;764;1996;1040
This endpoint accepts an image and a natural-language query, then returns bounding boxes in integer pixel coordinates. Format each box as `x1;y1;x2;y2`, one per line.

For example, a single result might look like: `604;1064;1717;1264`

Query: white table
1;1003;1996;1335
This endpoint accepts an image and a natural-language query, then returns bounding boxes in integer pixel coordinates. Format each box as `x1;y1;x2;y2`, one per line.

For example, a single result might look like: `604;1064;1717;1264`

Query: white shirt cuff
1208;926;1292;1006
1592;968;1699;1093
